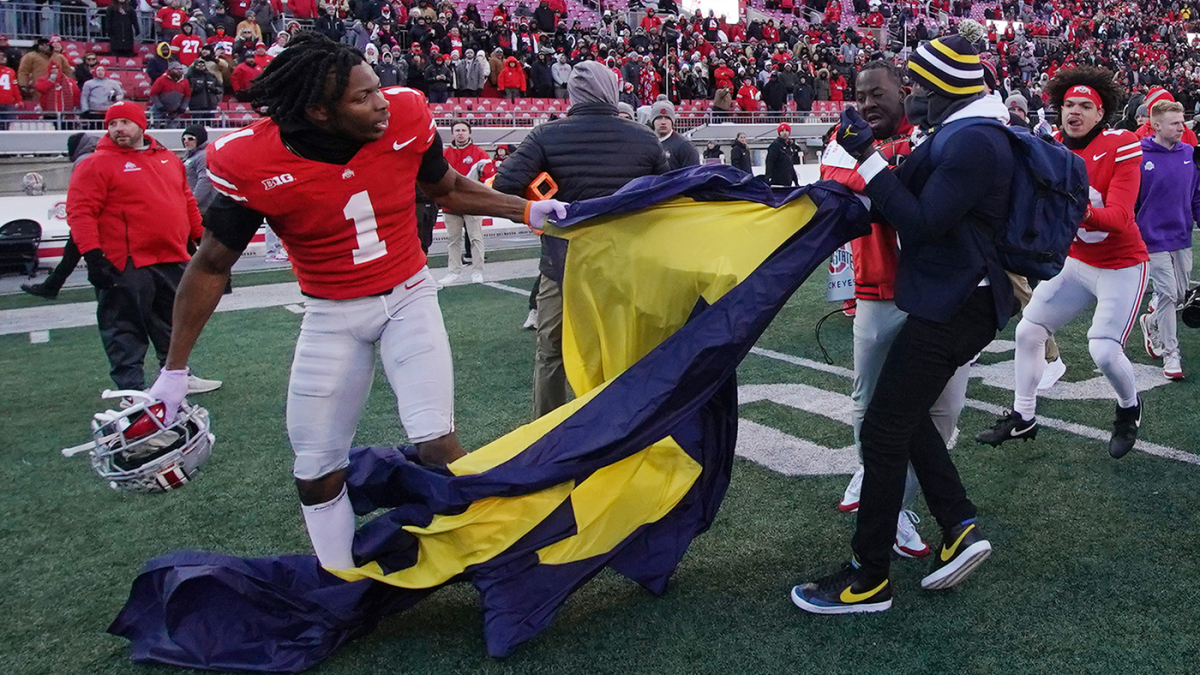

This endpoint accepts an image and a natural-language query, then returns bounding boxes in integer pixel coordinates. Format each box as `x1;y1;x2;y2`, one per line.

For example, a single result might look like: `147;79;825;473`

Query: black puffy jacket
493;101;668;282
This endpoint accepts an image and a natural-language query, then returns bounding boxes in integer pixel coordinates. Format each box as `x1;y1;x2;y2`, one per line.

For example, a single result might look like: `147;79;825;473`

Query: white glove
1088;186;1105;209
147;367;190;423
525;199;569;234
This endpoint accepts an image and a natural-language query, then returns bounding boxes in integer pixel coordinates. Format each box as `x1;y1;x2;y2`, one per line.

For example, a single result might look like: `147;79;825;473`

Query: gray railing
0;3;315;43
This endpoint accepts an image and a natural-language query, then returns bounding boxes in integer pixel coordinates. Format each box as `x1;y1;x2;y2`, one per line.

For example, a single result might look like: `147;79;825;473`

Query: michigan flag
108;166;869;672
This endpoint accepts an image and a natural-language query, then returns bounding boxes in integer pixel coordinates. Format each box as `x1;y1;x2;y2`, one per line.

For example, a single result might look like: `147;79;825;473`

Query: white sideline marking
284;304;304;314
29;330;49;344
746;348;1200;467
484;281;529;296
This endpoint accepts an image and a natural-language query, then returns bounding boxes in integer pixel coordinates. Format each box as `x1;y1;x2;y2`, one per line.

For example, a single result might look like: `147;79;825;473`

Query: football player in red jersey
977;67;1149;459
146;33;567;570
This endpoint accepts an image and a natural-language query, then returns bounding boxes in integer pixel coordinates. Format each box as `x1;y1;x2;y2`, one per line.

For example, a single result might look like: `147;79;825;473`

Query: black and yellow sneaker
790;560;892;615
921;521;992;590
975;411;1038;446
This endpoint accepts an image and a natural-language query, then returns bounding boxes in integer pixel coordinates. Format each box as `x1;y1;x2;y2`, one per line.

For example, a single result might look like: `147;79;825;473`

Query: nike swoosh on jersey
393;137;417;151
838;578;888;603
940;523;976;562
404;278;426;290
1092;153;1107;161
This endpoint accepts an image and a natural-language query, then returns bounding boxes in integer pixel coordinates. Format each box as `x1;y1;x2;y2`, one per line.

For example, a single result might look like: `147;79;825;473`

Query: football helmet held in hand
81;390;215;493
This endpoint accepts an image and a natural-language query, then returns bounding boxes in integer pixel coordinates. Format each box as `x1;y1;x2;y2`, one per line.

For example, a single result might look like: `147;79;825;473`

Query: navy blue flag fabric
107;166;870;672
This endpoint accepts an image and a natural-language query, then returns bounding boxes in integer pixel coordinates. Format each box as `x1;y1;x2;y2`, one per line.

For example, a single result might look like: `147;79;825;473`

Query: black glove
83;249;118;290
837;106;876;161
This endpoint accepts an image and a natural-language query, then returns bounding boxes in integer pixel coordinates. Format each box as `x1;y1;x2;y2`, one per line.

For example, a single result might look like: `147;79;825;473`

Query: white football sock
1013;319;1050;420
1089;338;1139;408
301;485;356;570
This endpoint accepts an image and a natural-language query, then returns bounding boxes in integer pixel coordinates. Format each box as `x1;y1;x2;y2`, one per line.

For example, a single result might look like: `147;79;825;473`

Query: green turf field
2;263;1199;674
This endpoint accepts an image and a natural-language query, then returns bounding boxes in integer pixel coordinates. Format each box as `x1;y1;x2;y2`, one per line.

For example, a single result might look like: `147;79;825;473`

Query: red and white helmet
84;391;215;493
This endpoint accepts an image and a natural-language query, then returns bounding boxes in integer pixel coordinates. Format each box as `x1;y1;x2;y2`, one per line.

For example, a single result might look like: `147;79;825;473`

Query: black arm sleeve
204;193;267;253
417;133;450;184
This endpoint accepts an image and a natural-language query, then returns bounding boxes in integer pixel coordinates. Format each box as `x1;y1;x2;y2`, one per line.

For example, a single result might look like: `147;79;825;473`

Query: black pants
416;201;437;254
852;287;999;579
43;235;81;292
96;262;185;390
528;273;540;310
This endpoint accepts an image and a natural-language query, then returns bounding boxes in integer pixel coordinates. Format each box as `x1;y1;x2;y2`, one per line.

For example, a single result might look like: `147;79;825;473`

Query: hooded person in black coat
493;61;668;418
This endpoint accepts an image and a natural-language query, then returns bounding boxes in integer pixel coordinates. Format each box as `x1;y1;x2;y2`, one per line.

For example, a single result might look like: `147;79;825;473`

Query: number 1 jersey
206;87;437;300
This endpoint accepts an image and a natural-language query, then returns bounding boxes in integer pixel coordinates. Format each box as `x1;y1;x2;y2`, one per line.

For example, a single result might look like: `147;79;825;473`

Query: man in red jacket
0;51;22;128
66;101;218;394
439;120;492;286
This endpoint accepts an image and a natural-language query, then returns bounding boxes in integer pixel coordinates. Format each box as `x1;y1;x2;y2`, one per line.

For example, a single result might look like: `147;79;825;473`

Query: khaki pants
533;275;567;418
1008;272;1059;361
444;213;484;275
1146;248;1194;358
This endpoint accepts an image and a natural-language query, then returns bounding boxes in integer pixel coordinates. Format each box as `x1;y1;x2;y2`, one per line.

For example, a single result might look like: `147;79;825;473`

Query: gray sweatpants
852;299;971;509
1145;248;1194;359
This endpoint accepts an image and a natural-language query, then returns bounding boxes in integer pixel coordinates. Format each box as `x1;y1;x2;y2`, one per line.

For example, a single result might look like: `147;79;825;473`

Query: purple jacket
1135;137;1200;253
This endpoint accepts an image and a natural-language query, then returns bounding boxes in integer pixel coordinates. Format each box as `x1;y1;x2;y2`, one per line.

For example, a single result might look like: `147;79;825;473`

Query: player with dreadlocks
977;66;1148;459
144;32;568;571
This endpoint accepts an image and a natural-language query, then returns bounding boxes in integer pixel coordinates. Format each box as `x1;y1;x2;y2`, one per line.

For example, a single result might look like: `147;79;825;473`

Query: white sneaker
1037;357;1067;391
187;374;223;394
438;273;462;288
522;309;538;330
1140;313;1163;360
470;271;484;284
838;466;863;512
893;509;930;558
265;251;290;263
1164;354;1185;381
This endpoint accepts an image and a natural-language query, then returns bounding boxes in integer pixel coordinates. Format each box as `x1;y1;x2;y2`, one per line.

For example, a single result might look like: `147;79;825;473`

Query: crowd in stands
1;0;1199;128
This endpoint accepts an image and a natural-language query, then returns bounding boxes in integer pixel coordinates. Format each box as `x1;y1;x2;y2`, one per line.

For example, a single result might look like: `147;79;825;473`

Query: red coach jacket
66;134;203;269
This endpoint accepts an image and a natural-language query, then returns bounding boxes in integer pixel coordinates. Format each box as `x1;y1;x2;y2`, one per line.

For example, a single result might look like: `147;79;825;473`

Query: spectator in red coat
170;23;203;66
640;8;662;32
0;51;22;123
230;55;264;101
713;61;735;91
149;60;191;123
35;63;80;115
497;55;526;98
830;71;848;101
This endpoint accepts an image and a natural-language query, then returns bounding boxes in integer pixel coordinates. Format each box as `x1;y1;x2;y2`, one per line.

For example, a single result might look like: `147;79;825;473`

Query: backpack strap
929;117;1009;164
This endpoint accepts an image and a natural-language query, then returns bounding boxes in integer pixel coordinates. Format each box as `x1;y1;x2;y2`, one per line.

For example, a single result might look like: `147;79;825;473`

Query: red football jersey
207;87;437;300
1055;128;1149;269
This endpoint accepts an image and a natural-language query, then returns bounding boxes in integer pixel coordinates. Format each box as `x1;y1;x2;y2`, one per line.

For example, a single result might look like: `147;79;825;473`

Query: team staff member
494;61;668;418
820;60;978;559
978;67;1149;459
793;36;1014;614
439;120;492;286
145;33;566;571
649;100;699;171
1134;100;1200;381
66;102;220;396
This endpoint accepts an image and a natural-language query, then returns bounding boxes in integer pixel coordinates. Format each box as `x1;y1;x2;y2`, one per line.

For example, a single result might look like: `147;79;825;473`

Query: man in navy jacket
791;35;1014;615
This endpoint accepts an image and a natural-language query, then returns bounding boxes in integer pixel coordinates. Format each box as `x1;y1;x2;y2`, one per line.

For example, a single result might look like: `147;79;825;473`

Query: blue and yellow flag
108;166;869;672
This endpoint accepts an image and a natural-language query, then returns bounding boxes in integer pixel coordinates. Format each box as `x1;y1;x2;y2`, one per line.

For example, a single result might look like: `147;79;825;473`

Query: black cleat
1109;397;1142;459
791;560;892;615
20;282;59;300
974;411;1038;446
921;521;992;590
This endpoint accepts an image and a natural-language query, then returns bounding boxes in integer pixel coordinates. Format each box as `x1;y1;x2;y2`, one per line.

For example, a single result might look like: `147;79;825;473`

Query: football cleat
68;390;215;493
975;411;1038;446
921;521;992;590
894;509;930;558
1109;397;1142;459
838;466;863;512
21;282;59;300
1140;313;1163;360
791;560;892;615
1163;354;1184;381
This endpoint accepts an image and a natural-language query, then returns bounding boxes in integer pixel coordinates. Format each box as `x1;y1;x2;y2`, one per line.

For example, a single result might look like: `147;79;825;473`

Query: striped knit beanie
1144;87;1174;109
907;36;985;99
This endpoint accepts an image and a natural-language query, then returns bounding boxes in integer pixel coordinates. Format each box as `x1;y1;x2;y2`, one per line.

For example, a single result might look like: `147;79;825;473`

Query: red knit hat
105;101;147;131
1145;87;1175;109
778;122;791;133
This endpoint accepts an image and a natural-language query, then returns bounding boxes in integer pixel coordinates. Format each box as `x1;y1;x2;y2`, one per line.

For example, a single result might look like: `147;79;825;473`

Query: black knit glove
83;249;118;290
837;106;876;161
